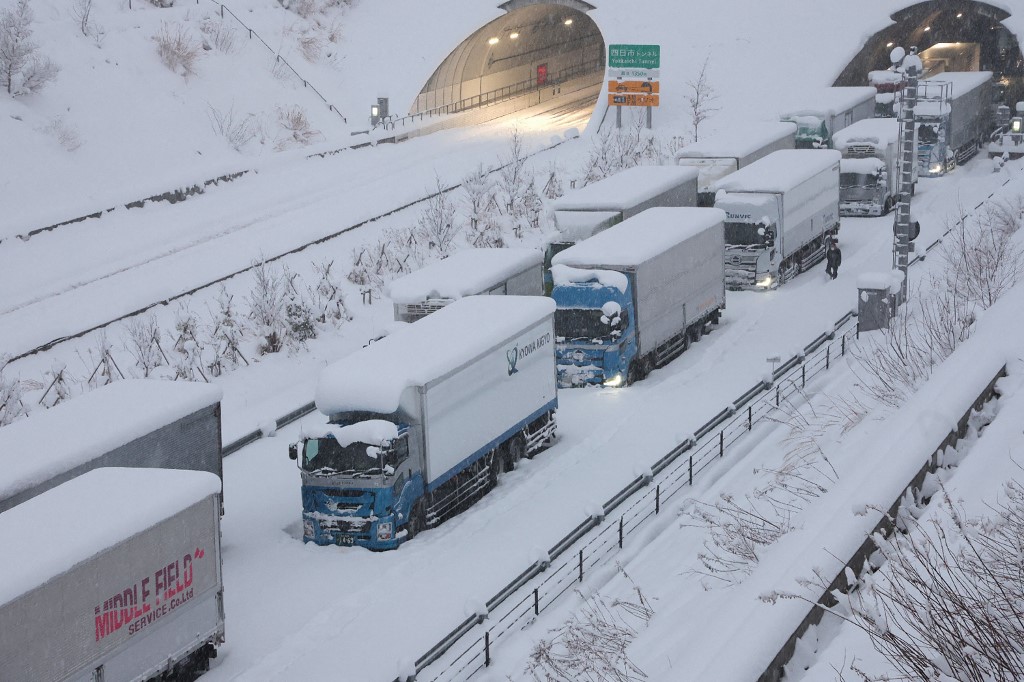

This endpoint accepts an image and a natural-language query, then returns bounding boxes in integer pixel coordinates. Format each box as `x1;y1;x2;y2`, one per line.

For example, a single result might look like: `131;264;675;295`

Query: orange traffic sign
608;93;660;107
608;80;660;94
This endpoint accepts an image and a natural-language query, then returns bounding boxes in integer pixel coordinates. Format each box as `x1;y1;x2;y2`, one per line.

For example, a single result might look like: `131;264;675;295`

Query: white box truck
916;71;994;176
675;122;797;206
0;467;225;682
0;379;223;514
547;165;699;269
779;86;877;149
289;296;558;549
712;149;841;289
550;207;726;387
387;247;543;322
833;117;916;217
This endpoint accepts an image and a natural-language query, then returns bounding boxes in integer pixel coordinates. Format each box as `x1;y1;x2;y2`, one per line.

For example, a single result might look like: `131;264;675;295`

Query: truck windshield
724;222;767;247
917;122;939;145
555;308;615;340
302;438;383;478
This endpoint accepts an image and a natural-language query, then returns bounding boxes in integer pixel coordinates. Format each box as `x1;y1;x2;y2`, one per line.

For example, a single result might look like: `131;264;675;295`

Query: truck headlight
929;163;943;174
756;275;773;288
303;519;315;539
604;374;624;387
377;521;393;541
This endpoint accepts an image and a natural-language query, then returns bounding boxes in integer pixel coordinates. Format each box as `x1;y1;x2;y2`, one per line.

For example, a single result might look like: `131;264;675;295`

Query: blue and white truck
675;122;797;206
712;149;841;289
546;165;699;271
550;207;726;388
779;86;877;149
289;295;558;549
388;247;543;322
0;468;225;682
916;71;994;176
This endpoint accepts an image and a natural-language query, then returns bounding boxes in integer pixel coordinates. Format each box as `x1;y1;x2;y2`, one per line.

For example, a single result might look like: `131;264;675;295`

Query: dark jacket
826;246;842;269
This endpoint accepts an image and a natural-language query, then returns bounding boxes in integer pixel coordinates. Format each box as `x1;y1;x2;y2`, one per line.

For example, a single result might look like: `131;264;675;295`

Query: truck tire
504;436;526;472
488;450;502;488
626;356;651;385
406;501;427;540
690;322;704;343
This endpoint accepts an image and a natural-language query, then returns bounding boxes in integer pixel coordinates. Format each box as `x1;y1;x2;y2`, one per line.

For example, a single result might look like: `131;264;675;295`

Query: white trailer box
552;207;726;358
780;86;877;148
315;296;557;490
388;248;543;322
0;467;224;682
712;149;841;288
917;71;993;171
675;122;797;204
0;379;223;514
551;165;699;241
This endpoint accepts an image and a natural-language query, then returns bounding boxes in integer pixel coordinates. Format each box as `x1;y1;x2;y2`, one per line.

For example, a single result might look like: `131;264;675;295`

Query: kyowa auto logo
505;332;552;376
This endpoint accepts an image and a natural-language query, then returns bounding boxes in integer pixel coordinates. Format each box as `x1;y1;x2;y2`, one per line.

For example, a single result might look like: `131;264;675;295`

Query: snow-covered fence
404;311;860;682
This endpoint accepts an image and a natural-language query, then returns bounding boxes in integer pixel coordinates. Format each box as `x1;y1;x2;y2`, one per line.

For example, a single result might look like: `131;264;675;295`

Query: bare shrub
298;34;323;63
686;55;719;142
527;569;652;682
199;16;238;54
39;116;81;151
281;266;318;349
207;104;261;152
0;355;27;426
274;104;322;151
148;0;175;7
578;113;655;186
415;176;459;257
247;259;286;355
0;0;59;95
156;22;200;79
82;333;124;388
123;314;167;378
348;227;424;293
941;197;1024;310
204;285;248;377
311;260;350;325
39;361;74;407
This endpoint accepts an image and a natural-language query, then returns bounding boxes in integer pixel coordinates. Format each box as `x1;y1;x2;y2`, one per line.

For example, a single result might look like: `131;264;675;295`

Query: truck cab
550;268;636;387
290;417;425;550
717;194;781;289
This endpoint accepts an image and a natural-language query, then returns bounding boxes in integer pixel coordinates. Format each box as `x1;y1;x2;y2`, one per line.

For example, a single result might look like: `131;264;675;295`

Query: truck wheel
883;197;894;214
406;502;426;540
690;323;703;343
504;436;526;472
488;451;502;487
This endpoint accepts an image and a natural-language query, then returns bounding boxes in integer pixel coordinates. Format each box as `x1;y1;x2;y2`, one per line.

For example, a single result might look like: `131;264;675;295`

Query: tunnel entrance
410;2;604;119
834;1;1024;106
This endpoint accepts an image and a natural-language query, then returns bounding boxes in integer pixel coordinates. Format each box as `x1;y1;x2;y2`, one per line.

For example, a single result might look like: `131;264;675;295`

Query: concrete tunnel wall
411;3;604;115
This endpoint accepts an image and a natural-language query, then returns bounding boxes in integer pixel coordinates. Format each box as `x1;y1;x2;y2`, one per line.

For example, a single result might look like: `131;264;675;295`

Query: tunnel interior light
563;18;573;26
488;36;500;45
509;32;519;40
956;12;963;18
924;26;931;32
887;42;894;47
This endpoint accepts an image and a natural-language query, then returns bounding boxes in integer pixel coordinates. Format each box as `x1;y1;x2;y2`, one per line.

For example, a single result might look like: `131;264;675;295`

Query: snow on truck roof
711;149;841;194
923;70;993;92
0;379;222;503
0;467;221;607
675;122;797;160
551;207;726;268
315;295;556;416
387;248;541;304
551;165;698;211
779;86;876;117
832;118;901;148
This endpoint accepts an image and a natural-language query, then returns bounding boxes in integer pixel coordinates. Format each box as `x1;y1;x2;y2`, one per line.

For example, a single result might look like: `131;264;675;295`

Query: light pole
890;46;922;305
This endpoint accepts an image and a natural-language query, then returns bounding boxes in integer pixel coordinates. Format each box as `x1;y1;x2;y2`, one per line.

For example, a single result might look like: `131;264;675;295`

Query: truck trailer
779;86;877;149
387;247;543;322
675;122;797;206
712;149;841;289
833;117;916;217
550;207;726;387
916;71;994;176
0;467;225;682
290;295;558;550
0;379;223;514
547;165;699;267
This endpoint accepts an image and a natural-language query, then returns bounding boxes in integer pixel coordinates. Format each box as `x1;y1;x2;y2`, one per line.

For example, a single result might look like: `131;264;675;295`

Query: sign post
607;44;660;129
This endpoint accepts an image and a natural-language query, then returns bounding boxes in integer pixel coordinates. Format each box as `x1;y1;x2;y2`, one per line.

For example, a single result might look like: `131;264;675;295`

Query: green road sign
608;44;660;70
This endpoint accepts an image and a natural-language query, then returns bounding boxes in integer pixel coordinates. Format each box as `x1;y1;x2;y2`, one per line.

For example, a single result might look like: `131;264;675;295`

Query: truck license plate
337;536;354;546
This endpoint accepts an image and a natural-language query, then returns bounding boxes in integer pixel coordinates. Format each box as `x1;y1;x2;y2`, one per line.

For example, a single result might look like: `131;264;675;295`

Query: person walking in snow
825;239;842;280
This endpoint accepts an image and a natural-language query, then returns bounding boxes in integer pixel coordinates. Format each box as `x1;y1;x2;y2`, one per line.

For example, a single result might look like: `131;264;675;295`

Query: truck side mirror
288;443;299;461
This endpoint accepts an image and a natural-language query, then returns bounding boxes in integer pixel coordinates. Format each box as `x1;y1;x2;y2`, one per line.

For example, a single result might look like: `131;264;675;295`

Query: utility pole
891;46;921;305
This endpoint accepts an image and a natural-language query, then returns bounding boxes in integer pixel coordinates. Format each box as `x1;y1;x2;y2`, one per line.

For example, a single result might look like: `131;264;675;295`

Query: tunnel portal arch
411;3;605;117
835;1;1024;105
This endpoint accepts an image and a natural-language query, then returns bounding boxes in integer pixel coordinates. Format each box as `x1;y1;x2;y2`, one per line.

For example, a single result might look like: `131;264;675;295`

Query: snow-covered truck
833;117;916;217
550;207;726;387
712;149;841;289
387;247;543;322
0;379;223;514
289;295;558;550
674;122;797;206
779;86;877;149
546;165;699;269
0;467;225;682
916;71;994;176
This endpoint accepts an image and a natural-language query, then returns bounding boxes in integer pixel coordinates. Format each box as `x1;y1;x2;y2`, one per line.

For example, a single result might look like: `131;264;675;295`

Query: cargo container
779;86;877;148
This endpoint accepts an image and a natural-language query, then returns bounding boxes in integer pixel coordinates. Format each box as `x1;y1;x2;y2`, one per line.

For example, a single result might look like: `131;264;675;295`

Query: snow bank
833;117;901;148
924;70;994;95
712;150;841;194
550;265;629;293
0;380;222;502
551;207;726;268
386;248;542;304
315;296;555;416
0;467;221;607
675;122;797;161
551;166;698;212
